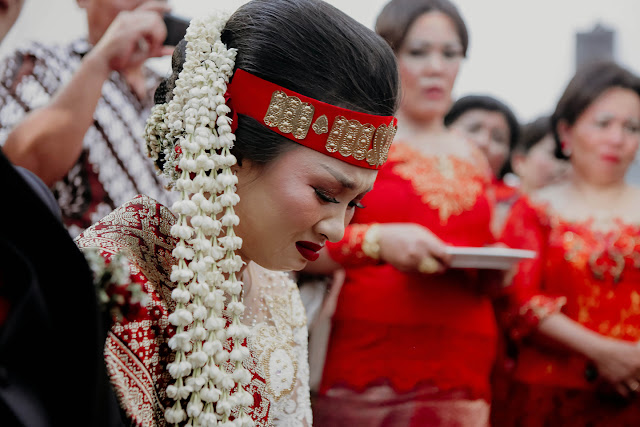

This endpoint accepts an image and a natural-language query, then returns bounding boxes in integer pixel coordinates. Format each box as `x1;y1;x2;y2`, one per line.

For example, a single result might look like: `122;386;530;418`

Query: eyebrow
406;41;463;49
321;164;356;189
321;164;373;195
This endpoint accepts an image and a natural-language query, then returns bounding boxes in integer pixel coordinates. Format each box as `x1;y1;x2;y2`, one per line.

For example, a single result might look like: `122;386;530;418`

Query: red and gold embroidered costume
498;195;640;426
316;143;496;424
76;196;312;426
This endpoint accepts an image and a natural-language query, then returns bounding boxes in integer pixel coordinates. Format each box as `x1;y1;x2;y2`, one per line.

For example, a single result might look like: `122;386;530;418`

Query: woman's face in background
513;134;570;192
559;87;640;186
396;11;463;121
448;109;511;177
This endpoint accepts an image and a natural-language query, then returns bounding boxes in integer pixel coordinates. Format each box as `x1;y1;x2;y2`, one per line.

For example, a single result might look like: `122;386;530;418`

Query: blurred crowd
1;0;640;426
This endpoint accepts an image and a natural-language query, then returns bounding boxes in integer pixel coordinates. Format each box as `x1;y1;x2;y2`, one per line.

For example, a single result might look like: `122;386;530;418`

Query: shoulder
76;195;177;275
80;195;174;233
618;185;640;224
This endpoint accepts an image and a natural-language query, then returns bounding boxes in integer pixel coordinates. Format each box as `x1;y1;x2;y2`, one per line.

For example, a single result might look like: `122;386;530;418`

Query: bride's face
233;145;377;271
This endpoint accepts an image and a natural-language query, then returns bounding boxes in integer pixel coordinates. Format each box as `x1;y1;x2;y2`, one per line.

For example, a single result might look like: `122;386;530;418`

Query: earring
560;140;572;157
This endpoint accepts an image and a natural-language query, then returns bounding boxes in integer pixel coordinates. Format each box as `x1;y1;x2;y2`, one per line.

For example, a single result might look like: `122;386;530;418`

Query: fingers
418;256;441;274
626;378;640;393
100;9;169;70
417;225;451;265
134;10;168;51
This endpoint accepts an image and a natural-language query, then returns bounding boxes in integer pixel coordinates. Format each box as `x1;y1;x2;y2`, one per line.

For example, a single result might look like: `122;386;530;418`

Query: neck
570;173;628;205
395;110;447;143
239;261;253;299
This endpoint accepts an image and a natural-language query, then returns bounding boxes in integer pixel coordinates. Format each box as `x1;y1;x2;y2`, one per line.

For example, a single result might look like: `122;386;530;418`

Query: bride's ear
231;158;263;185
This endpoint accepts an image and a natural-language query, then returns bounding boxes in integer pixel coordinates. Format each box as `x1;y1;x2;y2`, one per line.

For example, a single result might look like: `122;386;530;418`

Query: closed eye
314;188;339;204
315;188;365;209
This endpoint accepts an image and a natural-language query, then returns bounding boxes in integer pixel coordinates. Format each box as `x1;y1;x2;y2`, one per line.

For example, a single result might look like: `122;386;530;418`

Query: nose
608;124;625;145
315;208;348;243
472;130;491;151
425;52;445;74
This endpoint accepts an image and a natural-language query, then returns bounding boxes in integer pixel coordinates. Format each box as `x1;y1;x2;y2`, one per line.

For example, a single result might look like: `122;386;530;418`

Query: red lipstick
601;154;621;163
423;86;444;100
296;241;323;261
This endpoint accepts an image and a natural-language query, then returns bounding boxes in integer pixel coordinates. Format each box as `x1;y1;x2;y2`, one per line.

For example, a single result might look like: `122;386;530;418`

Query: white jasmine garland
143;12;253;427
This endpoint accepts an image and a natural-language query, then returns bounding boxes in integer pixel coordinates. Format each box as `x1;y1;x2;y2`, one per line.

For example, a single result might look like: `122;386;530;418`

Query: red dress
316;143;497;426
498;195;640;426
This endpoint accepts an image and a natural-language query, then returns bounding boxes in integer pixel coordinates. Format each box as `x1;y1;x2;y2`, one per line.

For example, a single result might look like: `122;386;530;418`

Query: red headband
226;69;398;169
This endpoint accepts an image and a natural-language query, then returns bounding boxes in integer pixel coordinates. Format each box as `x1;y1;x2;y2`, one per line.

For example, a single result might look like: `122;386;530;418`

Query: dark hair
155;0;399;167
375;0;468;56
515;116;552;155
444;94;520;178
551;61;640;160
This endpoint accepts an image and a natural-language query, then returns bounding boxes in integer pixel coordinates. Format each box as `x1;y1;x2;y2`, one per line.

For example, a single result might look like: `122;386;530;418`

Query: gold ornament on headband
325;117;397;167
312;115;329;134
264;91;315;140
227;69;398;169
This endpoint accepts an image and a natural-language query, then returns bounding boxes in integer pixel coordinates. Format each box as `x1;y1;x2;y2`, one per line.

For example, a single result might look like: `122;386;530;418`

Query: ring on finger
629;380;639;392
418;256;439;274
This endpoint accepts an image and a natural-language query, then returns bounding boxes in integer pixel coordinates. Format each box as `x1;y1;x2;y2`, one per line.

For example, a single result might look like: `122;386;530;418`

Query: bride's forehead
271;146;377;189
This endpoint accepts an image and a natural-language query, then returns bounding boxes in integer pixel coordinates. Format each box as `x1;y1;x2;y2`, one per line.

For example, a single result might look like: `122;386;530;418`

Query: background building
576;23;615;69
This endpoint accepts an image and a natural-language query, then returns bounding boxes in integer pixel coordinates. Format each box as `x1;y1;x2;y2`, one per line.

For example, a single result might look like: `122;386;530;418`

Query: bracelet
361;224;382;260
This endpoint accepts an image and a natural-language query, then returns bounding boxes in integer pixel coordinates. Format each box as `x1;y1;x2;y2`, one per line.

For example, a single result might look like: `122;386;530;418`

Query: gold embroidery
551;221;640;283
312;115;329;134
242;266;312;423
339;223;369;259
263;90;396;167
263;90;315;140
367;123;396;166
76;196;315;426
390;145;484;224
326;116;397;167
325;116;348;154
537;211;640;340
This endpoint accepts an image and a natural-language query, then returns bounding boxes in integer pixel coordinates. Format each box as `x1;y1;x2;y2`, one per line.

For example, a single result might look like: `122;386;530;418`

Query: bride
76;0;399;425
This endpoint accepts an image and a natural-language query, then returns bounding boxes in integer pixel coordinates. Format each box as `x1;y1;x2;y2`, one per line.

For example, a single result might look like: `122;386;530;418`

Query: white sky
2;0;640;124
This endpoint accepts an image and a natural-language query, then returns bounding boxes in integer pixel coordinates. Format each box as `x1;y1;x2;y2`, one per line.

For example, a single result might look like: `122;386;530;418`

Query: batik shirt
0;39;176;236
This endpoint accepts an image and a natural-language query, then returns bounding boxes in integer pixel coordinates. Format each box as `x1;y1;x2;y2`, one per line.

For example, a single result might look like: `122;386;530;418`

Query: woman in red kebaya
310;0;500;425
499;61;640;426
